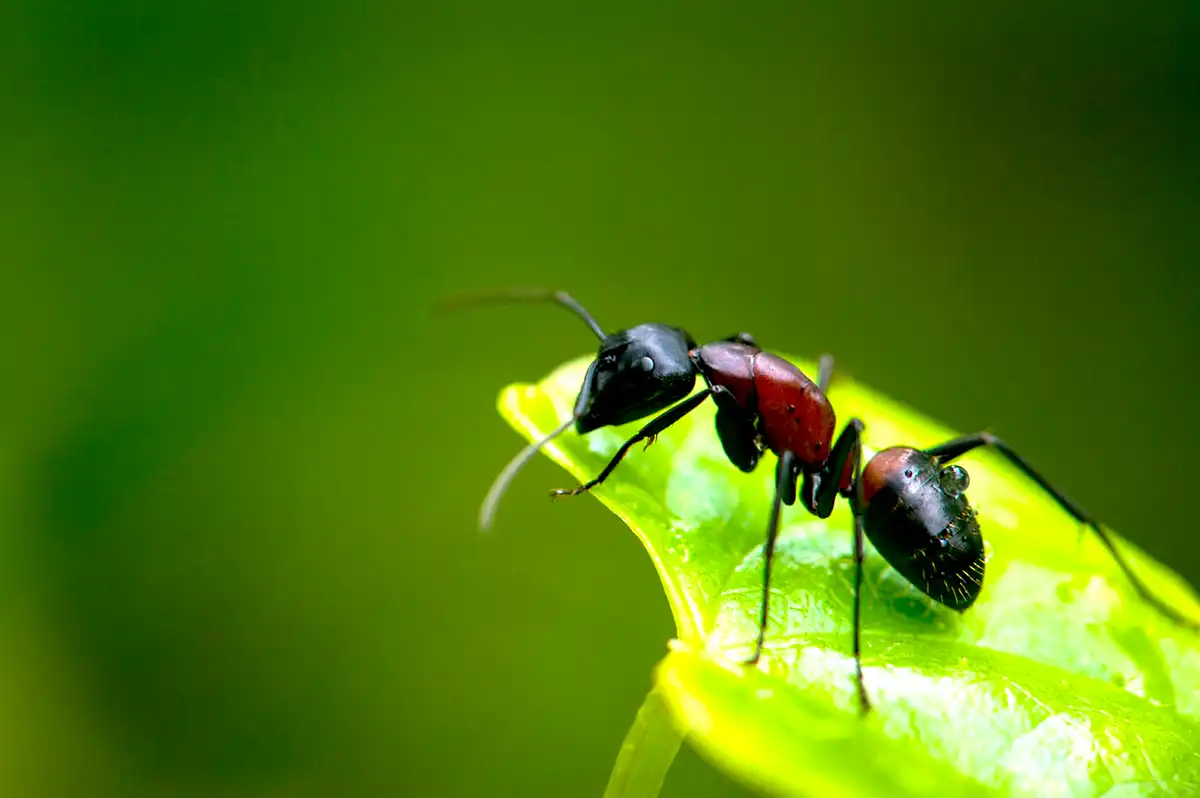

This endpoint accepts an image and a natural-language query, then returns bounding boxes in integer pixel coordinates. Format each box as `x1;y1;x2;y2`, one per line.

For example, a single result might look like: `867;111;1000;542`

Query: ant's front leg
550;386;721;499
713;387;761;473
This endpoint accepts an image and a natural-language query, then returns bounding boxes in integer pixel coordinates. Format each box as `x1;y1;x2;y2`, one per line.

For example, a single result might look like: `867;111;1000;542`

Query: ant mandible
461;289;1197;714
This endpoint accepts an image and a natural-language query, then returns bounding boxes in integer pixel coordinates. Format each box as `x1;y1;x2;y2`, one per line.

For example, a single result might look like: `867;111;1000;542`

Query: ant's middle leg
926;432;1199;631
747;449;798;665
550;386;721;498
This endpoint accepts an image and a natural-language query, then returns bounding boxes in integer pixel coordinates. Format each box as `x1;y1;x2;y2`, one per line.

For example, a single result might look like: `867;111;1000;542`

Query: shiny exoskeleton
456;289;1198;715
860;449;982;611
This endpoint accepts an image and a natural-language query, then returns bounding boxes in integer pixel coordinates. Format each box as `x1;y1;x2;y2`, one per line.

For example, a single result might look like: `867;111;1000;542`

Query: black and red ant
460;289;1197;713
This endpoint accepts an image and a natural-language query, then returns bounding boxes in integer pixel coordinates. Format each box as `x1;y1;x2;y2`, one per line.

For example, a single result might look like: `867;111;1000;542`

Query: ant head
575;323;698;433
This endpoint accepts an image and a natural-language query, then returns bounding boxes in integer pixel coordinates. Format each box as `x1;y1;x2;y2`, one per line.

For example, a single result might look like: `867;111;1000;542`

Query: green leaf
496;354;1200;798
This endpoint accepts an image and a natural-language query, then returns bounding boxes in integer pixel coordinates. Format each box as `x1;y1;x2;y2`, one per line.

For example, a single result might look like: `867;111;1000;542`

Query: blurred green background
2;2;1198;796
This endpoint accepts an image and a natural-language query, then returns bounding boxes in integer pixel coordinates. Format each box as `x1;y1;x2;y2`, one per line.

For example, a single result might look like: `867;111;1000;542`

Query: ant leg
800;419;871;711
801;419;865;519
748;449;797;665
926;433;1199;631
711;384;761;473
847;429;870;714
817;354;835;393
724;332;759;348
550;388;717;498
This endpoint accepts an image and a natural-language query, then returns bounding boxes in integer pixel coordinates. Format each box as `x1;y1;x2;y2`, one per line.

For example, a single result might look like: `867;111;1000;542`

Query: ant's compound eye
940;465;970;497
634;356;655;373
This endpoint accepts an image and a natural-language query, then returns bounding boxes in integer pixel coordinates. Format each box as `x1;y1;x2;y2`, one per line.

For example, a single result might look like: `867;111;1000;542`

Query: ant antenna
479;414;578;531
440;289;606;340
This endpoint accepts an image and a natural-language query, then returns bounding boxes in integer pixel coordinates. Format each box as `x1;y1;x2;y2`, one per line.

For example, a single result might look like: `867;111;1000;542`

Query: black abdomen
860;447;985;610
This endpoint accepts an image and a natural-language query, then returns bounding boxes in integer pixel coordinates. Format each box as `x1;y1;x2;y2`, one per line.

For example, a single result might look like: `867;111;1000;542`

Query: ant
459;288;1198;714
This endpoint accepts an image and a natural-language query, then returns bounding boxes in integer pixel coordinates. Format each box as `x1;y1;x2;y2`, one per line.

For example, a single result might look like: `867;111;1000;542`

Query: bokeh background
3;2;1198;796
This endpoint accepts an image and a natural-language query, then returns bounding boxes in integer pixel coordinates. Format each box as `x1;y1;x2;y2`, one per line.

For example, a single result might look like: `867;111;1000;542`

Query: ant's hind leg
926;432;1199;631
801;418;864;519
846;429;870;714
